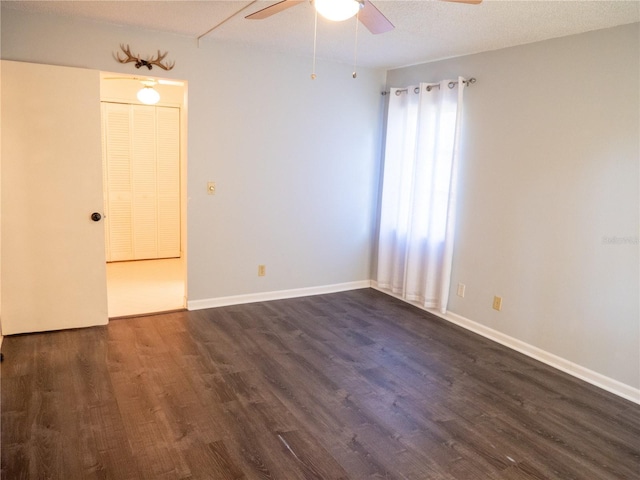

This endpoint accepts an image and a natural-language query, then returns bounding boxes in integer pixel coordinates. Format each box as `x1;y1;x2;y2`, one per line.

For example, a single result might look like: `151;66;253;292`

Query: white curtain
377;77;466;314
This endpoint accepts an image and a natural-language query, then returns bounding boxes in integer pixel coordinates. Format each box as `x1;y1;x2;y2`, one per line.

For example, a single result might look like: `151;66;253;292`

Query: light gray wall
1;8;386;301
385;23;639;388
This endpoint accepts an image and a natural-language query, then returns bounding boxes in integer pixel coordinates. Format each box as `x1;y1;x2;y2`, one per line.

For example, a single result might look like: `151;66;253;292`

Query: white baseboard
187;280;371;311
371;284;640;405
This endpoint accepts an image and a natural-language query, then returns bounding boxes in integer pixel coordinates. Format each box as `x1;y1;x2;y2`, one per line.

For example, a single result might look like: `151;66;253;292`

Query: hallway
106;258;185;318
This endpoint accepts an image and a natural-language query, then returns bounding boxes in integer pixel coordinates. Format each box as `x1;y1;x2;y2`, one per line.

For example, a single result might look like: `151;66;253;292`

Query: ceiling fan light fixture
314;0;363;22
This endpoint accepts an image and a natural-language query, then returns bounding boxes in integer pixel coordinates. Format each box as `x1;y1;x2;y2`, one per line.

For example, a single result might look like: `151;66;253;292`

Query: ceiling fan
246;0;482;35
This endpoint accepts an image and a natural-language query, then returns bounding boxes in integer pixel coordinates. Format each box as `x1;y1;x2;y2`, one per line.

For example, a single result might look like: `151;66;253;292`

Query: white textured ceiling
2;0;639;68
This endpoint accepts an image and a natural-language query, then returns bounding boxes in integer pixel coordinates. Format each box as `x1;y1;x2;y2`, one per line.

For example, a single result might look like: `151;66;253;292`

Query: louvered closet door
132;105;159;259
156;107;181;258
102;103;180;261
102;103;134;261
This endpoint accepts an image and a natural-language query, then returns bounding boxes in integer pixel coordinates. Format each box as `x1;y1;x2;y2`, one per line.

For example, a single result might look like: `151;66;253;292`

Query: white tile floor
106;258;185;318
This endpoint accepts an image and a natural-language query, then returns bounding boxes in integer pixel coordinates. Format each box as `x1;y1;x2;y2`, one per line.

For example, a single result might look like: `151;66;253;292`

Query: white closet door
102;103;134;261
102;103;180;261
131;105;159;260
156;107;181;258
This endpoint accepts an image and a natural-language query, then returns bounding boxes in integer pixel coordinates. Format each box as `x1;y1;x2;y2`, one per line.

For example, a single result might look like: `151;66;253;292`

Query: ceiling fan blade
440;0;483;4
245;0;305;20
358;0;394;35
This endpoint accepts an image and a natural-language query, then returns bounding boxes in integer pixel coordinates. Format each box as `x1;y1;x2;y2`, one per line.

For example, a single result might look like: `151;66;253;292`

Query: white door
102;102;181;261
1;60;108;335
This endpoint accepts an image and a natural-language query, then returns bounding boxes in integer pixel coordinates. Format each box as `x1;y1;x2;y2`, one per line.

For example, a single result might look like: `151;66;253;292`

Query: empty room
1;1;638;479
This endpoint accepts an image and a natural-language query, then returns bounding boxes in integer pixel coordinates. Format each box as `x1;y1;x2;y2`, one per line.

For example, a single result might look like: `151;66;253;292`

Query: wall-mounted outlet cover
258;265;266;277
457;283;466;298
492;295;503;311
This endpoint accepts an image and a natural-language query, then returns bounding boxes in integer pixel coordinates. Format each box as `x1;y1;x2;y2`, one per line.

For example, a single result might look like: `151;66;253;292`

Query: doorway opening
100;72;187;318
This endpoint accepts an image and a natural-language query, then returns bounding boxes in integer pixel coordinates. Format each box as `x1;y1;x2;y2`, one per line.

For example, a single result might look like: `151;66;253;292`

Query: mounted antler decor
114;44;175;71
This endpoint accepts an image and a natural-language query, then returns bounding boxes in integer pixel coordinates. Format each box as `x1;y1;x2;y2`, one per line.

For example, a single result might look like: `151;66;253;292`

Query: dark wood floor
2;289;639;479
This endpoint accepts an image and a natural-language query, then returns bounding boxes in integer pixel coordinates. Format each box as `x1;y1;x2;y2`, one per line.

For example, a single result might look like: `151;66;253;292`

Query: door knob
91;212;102;222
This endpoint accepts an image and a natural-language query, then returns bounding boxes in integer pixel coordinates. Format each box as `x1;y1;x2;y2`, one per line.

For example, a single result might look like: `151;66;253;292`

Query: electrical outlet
457;283;466;298
492;296;503;311
258;265;266;277
207;181;216;195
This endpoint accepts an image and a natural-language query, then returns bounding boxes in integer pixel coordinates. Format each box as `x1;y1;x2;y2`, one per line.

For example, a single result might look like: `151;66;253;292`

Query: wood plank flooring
2;288;639;479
